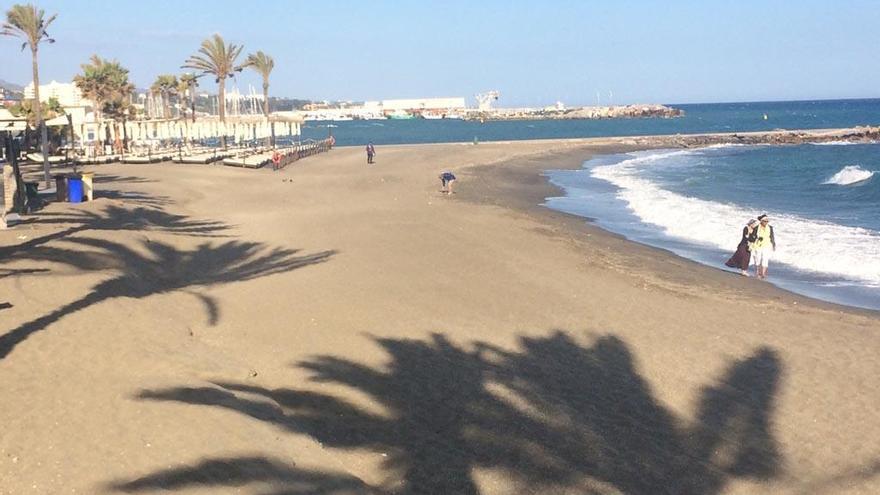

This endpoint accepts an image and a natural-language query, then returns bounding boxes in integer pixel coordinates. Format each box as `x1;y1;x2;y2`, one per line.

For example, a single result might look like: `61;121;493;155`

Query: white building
23;80;91;107
378;97;466;112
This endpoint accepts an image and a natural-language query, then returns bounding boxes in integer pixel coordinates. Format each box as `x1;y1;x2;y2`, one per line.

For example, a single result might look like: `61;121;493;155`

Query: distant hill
0;79;24;92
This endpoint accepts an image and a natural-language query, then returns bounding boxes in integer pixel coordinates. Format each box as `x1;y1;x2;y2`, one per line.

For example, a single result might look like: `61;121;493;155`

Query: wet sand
1;138;879;494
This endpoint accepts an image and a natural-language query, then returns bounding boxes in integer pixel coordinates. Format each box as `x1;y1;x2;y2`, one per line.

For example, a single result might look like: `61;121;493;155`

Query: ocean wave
809;140;861;146
823;165;875;185
591;151;880;285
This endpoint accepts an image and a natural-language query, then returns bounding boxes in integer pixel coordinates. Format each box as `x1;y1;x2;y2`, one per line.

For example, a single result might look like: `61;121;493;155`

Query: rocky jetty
616;126;880;148
467;104;683;121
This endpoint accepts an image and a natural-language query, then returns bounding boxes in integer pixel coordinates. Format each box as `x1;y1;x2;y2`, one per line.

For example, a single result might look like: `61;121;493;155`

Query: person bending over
439;171;456;194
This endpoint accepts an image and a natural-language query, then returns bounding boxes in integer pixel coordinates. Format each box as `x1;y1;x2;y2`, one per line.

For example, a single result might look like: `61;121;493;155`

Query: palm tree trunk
32;49;51;188
262;82;270;117
122;118;129;153
263;82;271;147
95;107;104;156
218;80;227;149
163;92;170;120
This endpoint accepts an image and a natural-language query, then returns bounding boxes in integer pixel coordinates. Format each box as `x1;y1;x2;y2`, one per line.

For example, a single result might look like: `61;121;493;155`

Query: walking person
366;142;376;164
725;219;758;276
750;214;776;279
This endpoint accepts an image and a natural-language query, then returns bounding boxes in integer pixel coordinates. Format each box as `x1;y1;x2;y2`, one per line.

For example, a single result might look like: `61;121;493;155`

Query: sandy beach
2;139;879;494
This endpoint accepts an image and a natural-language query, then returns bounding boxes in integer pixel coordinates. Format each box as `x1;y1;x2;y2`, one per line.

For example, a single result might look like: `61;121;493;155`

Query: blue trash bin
68;177;83;203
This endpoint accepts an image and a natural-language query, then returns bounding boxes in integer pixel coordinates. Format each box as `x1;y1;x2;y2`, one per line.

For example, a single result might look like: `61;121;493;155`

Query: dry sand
1;139;879;494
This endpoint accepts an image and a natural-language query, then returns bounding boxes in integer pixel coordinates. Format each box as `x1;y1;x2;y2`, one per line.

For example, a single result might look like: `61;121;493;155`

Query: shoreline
454;140;880;318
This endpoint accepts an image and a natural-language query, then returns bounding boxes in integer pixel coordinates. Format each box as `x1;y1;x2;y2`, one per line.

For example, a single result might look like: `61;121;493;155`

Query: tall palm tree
102;62;134;153
74;55;109;121
245;50;274;146
151;74;178;119
179;73;199;123
245;51;273;117
183;34;244;148
73;55;134;154
2;3;57;188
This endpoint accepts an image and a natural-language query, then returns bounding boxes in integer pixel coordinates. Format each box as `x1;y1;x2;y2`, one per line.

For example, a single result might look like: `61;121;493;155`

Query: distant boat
422;114;444;120
387;110;415;120
763;113;768;120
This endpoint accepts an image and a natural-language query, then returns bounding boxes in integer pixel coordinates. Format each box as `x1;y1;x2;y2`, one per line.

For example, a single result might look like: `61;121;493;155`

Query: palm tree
102;65;134;154
179;73;199;123
245;51;273;117
73;55;108;123
9;97;63;164
9;96;63;127
183;34;244;148
245;50;274;146
2;3;58;188
151;74;178;119
74;55;133;154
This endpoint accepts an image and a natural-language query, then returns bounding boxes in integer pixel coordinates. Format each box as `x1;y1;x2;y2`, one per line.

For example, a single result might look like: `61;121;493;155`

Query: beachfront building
23;80;91;108
299;96;467;121
376;97;466;118
379;97;466;113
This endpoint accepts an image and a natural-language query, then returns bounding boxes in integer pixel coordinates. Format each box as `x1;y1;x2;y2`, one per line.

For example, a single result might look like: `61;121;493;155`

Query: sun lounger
73;154;117;165
121;155;158;164
172;151;232;164
27;153;68;164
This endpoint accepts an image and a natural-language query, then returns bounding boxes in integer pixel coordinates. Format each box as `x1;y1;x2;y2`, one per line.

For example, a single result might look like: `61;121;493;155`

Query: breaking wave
823;165;875;185
590;151;880;286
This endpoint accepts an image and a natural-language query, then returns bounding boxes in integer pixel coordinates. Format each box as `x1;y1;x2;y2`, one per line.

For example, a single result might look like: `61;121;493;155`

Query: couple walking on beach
726;214;776;278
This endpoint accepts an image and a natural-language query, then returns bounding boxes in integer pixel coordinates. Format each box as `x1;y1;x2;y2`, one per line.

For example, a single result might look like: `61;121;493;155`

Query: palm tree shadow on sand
0;202;230;260
0;237;336;360
122;332;791;494
110;456;375;495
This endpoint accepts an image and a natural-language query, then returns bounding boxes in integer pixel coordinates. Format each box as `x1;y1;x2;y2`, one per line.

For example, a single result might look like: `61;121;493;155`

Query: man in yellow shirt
751;214;777;279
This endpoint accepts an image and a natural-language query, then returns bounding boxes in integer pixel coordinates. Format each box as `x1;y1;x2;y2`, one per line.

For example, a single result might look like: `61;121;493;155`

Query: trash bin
81;172;94;201
54;174;67;202
68;176;83;203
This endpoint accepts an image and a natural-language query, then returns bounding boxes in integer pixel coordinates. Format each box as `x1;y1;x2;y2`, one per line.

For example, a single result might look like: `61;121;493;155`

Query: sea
301;99;880;310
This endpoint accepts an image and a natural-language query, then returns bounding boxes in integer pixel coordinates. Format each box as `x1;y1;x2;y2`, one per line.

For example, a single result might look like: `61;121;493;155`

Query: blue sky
2;0;878;106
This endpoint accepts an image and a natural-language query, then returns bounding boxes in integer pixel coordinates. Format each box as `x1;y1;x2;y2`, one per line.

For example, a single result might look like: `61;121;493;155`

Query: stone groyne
467;104;683;121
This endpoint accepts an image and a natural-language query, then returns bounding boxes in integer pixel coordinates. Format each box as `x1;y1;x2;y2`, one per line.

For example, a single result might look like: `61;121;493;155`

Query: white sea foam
809;140;861;146
591;151;880;285
823;165;875;185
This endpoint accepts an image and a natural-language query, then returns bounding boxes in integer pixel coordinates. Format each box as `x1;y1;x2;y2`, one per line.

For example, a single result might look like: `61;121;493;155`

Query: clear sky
2;0;878;106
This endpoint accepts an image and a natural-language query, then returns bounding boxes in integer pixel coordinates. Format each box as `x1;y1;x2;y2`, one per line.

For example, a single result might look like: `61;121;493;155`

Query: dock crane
475;90;500;111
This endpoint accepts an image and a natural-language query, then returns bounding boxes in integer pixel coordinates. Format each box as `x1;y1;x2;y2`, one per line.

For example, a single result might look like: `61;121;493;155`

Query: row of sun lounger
74;154;123;165
222;147;279;168
171;149;235;164
121;153;174;164
48;140;333;170
222;141;334;169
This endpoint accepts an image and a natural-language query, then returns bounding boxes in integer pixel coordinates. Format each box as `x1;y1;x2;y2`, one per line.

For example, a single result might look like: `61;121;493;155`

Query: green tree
2;3;58;187
73;55;134;153
244;51;273;118
9;96;63;127
182;33;244;148
150;74;178;119
245;50;274;146
178;73;199;123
